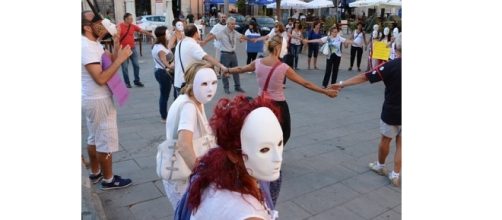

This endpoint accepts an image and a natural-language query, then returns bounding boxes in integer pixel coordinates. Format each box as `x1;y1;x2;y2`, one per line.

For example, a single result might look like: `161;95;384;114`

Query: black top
365;58;402;125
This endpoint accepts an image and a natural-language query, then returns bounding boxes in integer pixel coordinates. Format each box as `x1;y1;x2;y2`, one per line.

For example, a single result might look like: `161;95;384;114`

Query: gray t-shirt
214;27;243;52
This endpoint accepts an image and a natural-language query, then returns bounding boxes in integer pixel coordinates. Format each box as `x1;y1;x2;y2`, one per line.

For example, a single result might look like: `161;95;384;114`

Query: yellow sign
372;41;391;61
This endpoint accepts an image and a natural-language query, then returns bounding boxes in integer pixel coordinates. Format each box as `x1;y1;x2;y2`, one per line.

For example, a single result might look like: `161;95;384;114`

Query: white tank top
190;184;278;220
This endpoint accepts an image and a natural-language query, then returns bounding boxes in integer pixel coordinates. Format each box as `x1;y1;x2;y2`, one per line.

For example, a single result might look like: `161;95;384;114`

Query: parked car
228;13;246;34
136;15;166;31
254;16;276;36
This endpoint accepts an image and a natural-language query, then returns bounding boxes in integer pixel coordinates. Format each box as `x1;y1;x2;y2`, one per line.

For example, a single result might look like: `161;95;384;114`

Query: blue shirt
308;30;322;47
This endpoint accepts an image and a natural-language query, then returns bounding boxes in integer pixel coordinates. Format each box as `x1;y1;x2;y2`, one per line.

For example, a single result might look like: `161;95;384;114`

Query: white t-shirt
290;29;302;45
165;94;210;141
352;30;365;48
81;36;111;100
267;29;288;58
174;37;207;88
151;44;170;69
191;184;276;220
320;35;346;57
210;23;226;48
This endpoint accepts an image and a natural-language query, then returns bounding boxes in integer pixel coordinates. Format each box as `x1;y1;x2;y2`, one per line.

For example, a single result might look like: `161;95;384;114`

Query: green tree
237;0;246;15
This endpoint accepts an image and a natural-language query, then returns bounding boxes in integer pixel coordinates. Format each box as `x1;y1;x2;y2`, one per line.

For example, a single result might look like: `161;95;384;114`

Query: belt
221;51;235;54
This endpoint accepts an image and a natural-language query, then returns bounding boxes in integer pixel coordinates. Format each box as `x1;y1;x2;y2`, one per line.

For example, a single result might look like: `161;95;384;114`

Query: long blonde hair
181;61;213;96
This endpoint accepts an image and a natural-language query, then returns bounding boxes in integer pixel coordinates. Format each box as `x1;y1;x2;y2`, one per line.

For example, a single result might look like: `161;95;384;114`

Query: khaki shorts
83;97;119;153
380;119;401;138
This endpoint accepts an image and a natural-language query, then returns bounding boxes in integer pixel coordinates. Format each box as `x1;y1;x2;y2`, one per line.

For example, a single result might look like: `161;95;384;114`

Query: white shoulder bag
156;101;217;181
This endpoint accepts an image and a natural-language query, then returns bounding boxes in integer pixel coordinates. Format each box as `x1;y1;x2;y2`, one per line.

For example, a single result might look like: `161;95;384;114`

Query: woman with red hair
183;95;284;219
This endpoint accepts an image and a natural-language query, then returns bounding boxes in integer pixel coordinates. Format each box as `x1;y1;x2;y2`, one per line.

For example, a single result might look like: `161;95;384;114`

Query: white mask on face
193;68;218;104
384;27;390;36
101;18;117;36
176;21;184;31
241;107;283;181
372;30;378;39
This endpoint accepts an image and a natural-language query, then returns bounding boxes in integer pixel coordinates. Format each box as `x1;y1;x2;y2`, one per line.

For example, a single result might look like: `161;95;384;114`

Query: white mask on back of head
241;107;283;182
101;18;117;36
372;30;378;39
373;24;379;31
193;68;218;104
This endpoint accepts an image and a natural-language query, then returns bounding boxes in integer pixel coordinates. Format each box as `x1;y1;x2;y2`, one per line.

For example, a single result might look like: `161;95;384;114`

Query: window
146;17;154;21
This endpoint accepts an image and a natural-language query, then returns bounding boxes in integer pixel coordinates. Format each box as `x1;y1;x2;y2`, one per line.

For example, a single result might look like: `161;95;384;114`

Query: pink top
255;59;289;101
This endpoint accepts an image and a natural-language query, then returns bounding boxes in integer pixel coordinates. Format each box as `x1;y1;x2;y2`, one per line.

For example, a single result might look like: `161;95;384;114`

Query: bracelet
339;81;344;88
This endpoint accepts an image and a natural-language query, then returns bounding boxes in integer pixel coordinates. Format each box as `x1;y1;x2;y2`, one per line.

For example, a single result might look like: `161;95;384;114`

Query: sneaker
368;161;387;176
224;89;231;94
101;175;132;190
357;68;362;72
348;67;352;71
388;173;400;187
89;172;103;184
235;88;246;93
126;83;132;88
134;81;145;87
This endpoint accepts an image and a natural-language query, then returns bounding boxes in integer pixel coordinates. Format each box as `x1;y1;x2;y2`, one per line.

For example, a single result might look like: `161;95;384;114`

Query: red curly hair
188;95;282;213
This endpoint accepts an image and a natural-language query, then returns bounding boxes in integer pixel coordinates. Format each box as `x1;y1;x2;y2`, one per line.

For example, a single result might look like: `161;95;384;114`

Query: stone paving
82;30;401;220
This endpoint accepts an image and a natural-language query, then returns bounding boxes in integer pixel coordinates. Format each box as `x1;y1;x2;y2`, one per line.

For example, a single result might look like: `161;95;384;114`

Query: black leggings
247;52;258;65
350;46;363;68
269;100;290;206
323;53;341;87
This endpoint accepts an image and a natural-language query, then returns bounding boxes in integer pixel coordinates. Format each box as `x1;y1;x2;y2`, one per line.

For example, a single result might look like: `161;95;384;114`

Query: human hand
324;88;339;98
328;83;343;91
113;25;121;46
117;45;132;63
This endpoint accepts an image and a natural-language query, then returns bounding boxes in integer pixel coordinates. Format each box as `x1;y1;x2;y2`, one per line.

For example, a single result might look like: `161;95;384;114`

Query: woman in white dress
161;61;218;209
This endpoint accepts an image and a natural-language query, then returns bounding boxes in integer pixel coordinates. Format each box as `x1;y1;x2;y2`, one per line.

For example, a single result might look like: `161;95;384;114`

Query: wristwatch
339;81;344;88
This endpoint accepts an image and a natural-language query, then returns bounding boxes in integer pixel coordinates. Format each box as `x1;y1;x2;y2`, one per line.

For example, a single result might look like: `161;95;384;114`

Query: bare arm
177;130;197;170
329;72;369;90
201;33;216;46
303;38;323;44
168;34;176;50
285;67;338;98
139;28;153;37
228;61;256;74
85;45;132;85
254;35;270;42
158;51;172;68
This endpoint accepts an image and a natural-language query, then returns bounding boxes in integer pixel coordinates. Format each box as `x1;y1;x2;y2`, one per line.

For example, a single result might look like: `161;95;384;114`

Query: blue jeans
154;68;173;120
121;47;141;85
290;44;301;69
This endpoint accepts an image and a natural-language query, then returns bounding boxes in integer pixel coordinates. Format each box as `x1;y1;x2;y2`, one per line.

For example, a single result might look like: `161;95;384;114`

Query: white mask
384;27;390;36
101;18;117;36
372;30;378;39
193;68;218;104
373;24;379;31
393;28;399;37
241;107;283;181
176;21;184;31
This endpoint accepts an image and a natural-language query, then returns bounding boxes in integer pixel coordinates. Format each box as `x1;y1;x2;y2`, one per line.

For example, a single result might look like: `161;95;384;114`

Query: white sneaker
388;172;400;187
368;161;387;176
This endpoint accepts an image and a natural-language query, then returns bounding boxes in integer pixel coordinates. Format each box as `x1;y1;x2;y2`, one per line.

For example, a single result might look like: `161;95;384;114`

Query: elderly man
330;34;402;187
202;17;255;94
173;24;226;98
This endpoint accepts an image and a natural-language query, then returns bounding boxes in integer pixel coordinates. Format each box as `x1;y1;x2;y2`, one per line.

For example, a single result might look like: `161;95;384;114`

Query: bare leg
87;145;100;174
307;58;311;69
97;152;113;179
394;135;402;173
314;57;318;69
378;135;392;165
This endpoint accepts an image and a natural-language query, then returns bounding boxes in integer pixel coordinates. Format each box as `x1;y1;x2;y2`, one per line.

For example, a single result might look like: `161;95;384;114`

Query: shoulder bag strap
178;39;185;73
262;61;282;97
119;24;132;44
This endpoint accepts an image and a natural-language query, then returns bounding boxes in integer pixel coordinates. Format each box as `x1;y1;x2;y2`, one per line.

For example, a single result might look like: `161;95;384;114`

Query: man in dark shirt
330;34;402;186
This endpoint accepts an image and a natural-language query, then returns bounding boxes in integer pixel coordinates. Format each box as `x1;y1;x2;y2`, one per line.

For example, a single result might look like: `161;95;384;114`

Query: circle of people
81;10;402;220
